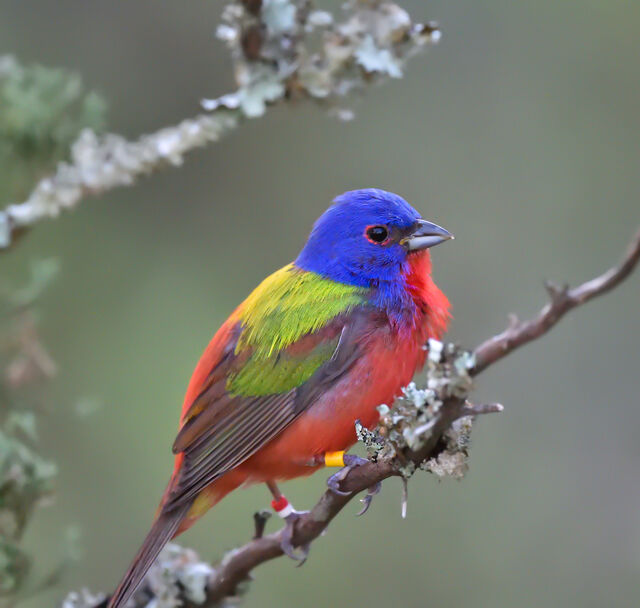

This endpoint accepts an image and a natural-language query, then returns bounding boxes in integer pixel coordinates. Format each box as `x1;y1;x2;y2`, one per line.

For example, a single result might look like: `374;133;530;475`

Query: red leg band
271;495;295;518
271;496;289;512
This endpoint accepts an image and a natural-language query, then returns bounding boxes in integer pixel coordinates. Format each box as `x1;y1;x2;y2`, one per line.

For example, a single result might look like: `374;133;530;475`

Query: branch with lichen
0;0;440;251
0;55;105;602
0;261;65;599
64;228;640;607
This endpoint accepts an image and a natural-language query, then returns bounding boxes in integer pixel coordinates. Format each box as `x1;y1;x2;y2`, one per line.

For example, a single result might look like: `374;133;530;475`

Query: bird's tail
107;502;191;608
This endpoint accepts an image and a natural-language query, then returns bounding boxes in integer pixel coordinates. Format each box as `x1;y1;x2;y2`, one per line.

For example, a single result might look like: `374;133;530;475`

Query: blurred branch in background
0;55;106;251
0;55;103;604
0;260;60;600
64;228;639;608
0;0;440;252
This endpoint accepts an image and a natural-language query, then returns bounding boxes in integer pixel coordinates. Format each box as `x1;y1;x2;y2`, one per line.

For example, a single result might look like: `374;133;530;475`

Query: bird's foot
325;454;368;495
356;480;382;516
281;510;311;564
325;452;382;515
271;495;310;564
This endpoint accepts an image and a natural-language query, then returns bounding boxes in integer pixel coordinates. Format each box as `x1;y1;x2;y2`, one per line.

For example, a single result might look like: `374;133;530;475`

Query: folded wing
165;304;371;510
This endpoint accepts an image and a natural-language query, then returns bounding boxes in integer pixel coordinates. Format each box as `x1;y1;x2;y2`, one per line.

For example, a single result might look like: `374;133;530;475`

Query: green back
227;264;366;396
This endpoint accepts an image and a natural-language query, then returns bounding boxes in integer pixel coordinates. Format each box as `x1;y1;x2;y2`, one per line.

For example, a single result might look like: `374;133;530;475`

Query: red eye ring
365;225;389;244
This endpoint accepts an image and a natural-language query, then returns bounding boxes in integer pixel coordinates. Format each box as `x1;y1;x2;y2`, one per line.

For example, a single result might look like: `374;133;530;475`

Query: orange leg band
324;451;345;467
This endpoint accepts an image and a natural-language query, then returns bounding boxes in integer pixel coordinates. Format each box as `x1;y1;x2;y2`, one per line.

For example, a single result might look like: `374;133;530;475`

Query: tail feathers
107;503;191;608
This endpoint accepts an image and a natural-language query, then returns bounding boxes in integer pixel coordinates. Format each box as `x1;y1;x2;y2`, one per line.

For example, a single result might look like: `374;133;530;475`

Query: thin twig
472;227;640;374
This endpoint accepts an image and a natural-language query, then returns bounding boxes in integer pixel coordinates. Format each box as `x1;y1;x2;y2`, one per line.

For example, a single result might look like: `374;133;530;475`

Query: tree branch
0;113;241;250
69;227;638;608
472;226;640;374
0;0;440;251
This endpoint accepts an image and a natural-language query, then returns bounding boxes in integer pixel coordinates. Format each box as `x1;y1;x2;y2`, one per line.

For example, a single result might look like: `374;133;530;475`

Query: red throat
403;250;451;341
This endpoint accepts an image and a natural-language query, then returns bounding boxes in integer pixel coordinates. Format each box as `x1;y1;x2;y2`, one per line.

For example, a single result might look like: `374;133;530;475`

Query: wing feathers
166;391;296;507
166;307;373;511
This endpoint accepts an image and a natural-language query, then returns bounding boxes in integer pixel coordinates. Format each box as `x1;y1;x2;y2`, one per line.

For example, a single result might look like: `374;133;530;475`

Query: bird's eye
365;225;389;244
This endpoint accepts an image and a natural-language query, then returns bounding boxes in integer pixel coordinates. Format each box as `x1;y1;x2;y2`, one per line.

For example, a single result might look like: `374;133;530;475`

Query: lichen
60;543;226;608
357;341;476;481
207;0;441;119
0;54;106;241
422;416;473;480
0;416;57;595
0;260;61;597
60;588;107;608
2;2;441;250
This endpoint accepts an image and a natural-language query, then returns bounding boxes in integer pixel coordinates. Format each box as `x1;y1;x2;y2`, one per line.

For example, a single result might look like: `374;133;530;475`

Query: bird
107;188;452;607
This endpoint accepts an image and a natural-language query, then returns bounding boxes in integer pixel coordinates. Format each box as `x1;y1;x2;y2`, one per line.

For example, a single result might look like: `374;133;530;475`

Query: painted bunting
108;189;452;607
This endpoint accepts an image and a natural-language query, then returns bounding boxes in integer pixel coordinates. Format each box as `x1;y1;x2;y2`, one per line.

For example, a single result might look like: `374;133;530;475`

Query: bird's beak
402;219;454;251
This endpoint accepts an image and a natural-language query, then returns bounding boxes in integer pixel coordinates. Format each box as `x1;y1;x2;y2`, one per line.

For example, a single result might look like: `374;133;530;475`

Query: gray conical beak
402;219;454;251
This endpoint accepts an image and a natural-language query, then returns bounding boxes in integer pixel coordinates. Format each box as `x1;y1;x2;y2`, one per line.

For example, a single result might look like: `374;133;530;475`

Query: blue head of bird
295;188;452;290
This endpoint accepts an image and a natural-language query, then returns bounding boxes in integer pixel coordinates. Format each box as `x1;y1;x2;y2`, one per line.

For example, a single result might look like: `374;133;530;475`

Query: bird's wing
164;265;370;509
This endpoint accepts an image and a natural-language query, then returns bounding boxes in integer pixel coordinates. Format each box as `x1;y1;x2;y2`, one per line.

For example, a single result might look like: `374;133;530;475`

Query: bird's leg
324;451;382;516
266;480;310;564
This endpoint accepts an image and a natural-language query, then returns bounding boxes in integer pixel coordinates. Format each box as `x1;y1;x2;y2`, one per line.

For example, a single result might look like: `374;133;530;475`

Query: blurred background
1;1;639;606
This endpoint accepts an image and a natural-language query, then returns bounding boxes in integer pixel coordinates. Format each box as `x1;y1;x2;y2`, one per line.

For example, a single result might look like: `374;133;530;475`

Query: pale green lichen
144;544;215;607
422;417;473;479
355;35;403;78
60;588;107;608
0;422;57;594
207;0;440;119
0;260;61;597
357;342;477;481
0;55;106;238
60;543;225;608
